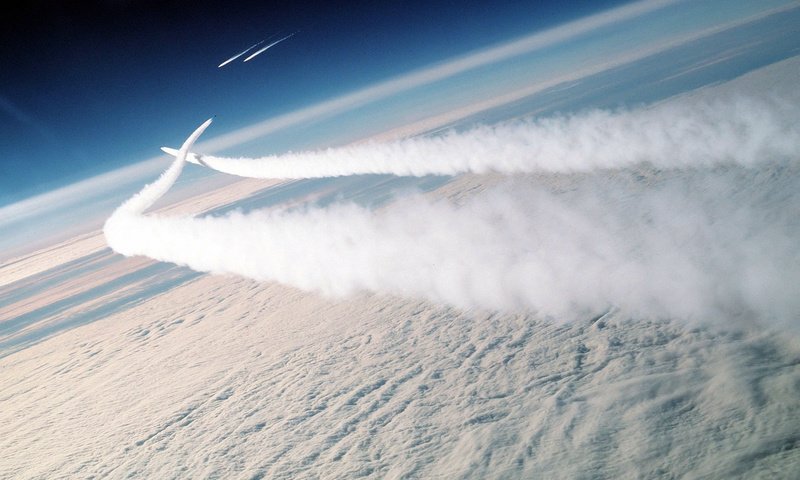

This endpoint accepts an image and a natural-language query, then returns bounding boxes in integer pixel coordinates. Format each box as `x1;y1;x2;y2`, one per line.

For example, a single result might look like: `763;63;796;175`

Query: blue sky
0;0;632;206
0;0;797;261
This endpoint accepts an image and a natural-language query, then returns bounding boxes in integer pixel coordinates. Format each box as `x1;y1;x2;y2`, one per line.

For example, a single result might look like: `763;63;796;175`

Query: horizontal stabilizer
161;146;204;166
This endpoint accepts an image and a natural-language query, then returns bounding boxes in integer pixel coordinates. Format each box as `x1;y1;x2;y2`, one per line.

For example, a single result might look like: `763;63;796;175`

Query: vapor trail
243;33;296;62
218;39;268;68
104;163;800;325
106;93;800;327
162;94;800;179
111;118;213;215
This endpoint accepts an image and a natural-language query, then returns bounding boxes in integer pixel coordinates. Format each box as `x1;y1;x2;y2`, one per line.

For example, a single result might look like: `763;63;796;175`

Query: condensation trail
219;39;268;68
161;94;800;180
106;92;800;326
113;118;213;215
243;33;296;62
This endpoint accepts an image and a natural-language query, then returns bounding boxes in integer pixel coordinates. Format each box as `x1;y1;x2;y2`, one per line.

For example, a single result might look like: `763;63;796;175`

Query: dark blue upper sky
0;0;627;206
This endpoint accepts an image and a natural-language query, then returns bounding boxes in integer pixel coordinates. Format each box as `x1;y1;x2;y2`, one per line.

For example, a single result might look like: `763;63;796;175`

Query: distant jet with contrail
243;32;296;62
218;39;267;68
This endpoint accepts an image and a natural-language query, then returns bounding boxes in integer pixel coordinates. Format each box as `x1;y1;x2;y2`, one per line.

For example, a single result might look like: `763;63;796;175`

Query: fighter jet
161;146;206;166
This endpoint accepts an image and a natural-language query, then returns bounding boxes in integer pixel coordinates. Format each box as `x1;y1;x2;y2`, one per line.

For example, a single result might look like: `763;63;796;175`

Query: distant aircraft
218;39;268;68
243;32;296;62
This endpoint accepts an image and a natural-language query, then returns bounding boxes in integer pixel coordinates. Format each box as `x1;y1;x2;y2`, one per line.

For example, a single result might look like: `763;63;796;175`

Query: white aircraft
161;146;205;166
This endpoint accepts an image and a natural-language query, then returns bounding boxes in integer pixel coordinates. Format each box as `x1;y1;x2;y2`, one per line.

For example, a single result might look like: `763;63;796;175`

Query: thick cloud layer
107;95;800;326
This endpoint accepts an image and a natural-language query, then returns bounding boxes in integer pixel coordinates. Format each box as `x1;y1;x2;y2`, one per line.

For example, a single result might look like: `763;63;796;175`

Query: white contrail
218;39;269;68
104;164;800;325
162;94;800;179
111;118;213;215
243;33;296;62
105;93;800;326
